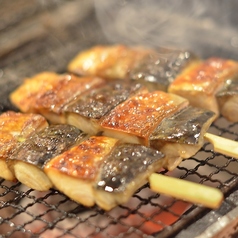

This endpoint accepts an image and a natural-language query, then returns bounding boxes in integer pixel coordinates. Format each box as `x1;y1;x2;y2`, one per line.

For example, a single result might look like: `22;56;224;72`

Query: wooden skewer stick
204;133;238;159
149;133;238;209
149;173;224;209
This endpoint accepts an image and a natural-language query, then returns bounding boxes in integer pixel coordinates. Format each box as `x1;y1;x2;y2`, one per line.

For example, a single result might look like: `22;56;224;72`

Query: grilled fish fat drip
169;58;238;121
67;44;198;91
8;124;88;191
44;136;164;210
0;111;48;181
10;72;106;123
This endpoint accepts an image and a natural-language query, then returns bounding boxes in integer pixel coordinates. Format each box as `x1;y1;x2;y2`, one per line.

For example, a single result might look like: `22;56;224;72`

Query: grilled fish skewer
169;57;238;121
9;72;229;167
44;135;164;210
8;125;88;191
10;72;106;124
65;80;148;134
0;111;48;181
0;113;224;210
5;121;164;210
67;45;238;122
68;44;198;91
99;91;216;170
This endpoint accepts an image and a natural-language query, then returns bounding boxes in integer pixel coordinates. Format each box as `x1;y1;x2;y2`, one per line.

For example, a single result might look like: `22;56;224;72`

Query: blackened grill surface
0;1;238;238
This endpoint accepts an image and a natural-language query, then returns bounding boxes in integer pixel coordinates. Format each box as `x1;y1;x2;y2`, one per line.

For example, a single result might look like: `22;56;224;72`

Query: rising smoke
94;0;238;58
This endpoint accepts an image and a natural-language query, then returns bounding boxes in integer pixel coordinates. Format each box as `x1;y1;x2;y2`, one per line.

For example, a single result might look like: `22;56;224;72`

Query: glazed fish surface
99;91;189;145
10;72;106;123
8;124;88;191
65;80;147;134
0;111;48;181
68;44;198;91
44;136;164;210
169;57;238;121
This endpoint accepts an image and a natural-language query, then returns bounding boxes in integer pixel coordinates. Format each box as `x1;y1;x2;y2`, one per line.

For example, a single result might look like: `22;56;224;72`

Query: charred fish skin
64;80;147;119
96;143;164;194
128;49;198;91
150;106;216;145
8;124;87;169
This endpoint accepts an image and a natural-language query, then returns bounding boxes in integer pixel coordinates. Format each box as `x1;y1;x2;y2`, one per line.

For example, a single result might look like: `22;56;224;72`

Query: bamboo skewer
149;173;224;209
204;133;238;159
149;132;238;210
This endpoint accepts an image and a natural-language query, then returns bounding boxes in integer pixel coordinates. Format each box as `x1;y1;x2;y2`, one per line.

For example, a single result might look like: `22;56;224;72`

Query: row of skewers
67;44;238;122
1;44;238;211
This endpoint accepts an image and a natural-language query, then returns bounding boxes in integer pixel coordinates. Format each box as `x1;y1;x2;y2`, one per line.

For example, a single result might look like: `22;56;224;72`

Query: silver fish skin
96;143;164;193
128;49;197;91
64;80;146;119
8;124;87;169
150;106;215;145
